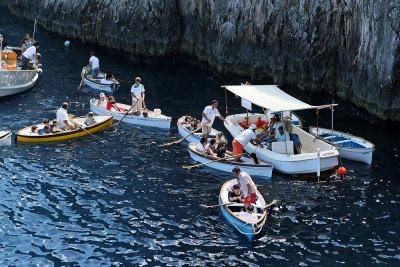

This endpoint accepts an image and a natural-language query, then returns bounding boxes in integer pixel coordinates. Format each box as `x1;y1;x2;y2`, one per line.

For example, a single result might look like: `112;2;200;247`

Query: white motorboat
0;130;12;146
188;143;273;178
0;46;42;97
177;116;227;143
222;85;339;175
90;98;171;129
309;126;375;165
81;67;120;93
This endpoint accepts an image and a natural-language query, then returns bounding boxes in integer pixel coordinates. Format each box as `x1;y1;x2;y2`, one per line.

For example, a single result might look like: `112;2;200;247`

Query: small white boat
177;116;227;143
81;67;120;93
188;143;273;178
0;130;12;146
0;48;41;97
219;179;269;241
309;126;375;165
90;98;171;129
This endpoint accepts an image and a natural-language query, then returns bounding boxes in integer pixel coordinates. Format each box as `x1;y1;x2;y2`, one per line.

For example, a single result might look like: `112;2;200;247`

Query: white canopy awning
222;85;334;112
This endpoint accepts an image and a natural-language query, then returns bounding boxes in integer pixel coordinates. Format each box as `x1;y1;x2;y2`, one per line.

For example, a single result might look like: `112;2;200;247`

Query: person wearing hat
232;124;260;161
97;92;108;108
84;111;97;126
232;167;257;209
21;41;40;70
201;100;224;139
56;102;75;130
130;76;145;116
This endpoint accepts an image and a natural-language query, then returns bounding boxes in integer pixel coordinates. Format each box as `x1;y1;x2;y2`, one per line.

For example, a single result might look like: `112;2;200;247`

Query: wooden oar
77;68;86;90
71;119;104;143
158;127;201;147
182;155;237;169
200;202;235;208
262;199;277;209
114;100;140;128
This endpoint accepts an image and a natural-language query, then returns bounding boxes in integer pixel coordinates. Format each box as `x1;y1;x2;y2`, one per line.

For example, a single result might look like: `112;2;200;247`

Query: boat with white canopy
222;85;339;176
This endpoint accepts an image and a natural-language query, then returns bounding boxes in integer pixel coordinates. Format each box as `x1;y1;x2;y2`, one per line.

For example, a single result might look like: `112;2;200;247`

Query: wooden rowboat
177;116;227;143
90;98;171;129
188;143;273;178
309;126;375;165
0;130;12;146
219;179;269;241
16;115;112;143
81;67;120;93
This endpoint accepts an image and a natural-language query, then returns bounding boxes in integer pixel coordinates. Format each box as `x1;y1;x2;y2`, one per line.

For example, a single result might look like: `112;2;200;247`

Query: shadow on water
1;6;400;267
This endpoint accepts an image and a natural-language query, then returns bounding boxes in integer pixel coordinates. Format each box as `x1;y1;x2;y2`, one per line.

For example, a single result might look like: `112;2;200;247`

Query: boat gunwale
81;67;120;87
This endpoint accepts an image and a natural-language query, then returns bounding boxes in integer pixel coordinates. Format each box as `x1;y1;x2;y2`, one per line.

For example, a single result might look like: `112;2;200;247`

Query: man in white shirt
89;51;100;79
275;126;290;142
130;77;145;115
232;167;257;209
56;102;75;131
21;42;39;70
100;73;114;85
232;124;260;161
201;100;224;138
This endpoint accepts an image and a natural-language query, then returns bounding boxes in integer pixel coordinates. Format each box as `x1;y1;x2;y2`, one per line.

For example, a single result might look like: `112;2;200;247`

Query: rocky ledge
2;0;400;121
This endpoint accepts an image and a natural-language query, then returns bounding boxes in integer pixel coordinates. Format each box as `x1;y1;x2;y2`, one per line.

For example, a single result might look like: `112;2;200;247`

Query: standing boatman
201;100;224;139
130;77;145;116
232;167;257;209
88;51;100;79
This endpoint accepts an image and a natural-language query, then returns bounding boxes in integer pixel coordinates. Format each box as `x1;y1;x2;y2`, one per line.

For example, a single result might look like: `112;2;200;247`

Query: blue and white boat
309;126;375;165
177;116;227;143
219;179;269;241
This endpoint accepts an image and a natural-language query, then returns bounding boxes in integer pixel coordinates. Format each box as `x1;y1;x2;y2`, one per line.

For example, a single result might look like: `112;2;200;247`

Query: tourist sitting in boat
21;42;40;70
275;126;290;142
216;142;227;158
207;139;217;156
106;96;124;112
228;184;244;203
97;92;108;108
195;137;208;153
257;114;282;142
100;73;114;85
30;125;38;134
238;205;258;223
88;51;100;79
50;120;62;133
182;116;194;130
42;119;51;134
216;131;224;143
20;33;35;52
84;112;97;126
232;124;260;161
56;102;75;131
232;167;257;209
255;117;268;130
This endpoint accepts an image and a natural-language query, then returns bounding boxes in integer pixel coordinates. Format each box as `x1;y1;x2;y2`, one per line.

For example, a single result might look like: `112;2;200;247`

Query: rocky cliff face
2;0;400;121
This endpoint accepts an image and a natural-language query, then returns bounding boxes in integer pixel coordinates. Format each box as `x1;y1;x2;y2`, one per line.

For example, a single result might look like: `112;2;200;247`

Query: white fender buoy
64;40;70;47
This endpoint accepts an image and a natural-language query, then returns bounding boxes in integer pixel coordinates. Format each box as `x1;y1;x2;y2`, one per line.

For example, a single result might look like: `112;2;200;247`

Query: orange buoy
337;166;347;177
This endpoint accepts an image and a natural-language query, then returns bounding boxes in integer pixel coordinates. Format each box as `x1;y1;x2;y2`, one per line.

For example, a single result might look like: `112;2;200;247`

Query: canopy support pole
225;88;228;116
33;18;37;40
317;148;321;181
331;104;334;150
282;111;288;156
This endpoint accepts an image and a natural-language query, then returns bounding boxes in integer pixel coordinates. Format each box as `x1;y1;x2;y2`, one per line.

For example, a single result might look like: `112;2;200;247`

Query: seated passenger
229;184;244;203
275;125;290;142
97;92;108;108
216;142;227;158
51;120;62;133
42;119;51;134
195;137;208;153
100;73;114;85
215;131;224;143
207;139;217;156
255;117;268;130
84;112;97;126
238;205;259;223
182;116;194;130
106;96;124;112
196;120;202;130
31;125;38;133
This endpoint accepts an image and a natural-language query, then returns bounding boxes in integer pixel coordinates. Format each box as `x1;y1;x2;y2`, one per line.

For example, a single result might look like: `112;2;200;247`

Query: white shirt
276;130;290;142
97;99;108;109
89;56;99;69
56;107;69;129
22;46;36;60
238;211;259;223
195;142;207;153
201;105;220;126
273;122;284;132
234;128;256;146
100;79;113;85
237;171;257;197
131;84;145;99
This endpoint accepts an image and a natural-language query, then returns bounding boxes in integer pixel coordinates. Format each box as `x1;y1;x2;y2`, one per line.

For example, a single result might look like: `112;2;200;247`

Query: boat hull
16;115;113;143
0;130;12;146
309;126;374;165
0;72;39;97
81;67;119;93
188;144;273;178
177;116;226;143
224;113;339;175
90;99;171;129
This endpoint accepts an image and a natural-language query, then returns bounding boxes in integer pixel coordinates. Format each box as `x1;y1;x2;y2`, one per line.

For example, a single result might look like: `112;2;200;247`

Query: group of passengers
195;135;226;158
97;93;126;112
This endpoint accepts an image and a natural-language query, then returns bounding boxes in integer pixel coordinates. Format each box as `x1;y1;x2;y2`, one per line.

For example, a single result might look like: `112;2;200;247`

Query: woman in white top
97;93;108;108
195;137;208;153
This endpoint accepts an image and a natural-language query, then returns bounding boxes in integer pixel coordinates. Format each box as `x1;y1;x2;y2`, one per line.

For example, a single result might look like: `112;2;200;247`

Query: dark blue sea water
1;8;399;266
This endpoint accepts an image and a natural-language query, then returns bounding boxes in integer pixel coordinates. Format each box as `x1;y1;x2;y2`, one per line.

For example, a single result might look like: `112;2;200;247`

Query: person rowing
56;102;75;131
201;100;224;139
130;76;145;116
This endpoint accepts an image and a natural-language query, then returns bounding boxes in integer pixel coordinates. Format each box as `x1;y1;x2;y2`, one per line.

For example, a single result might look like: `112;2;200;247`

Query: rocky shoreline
2;0;400;121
